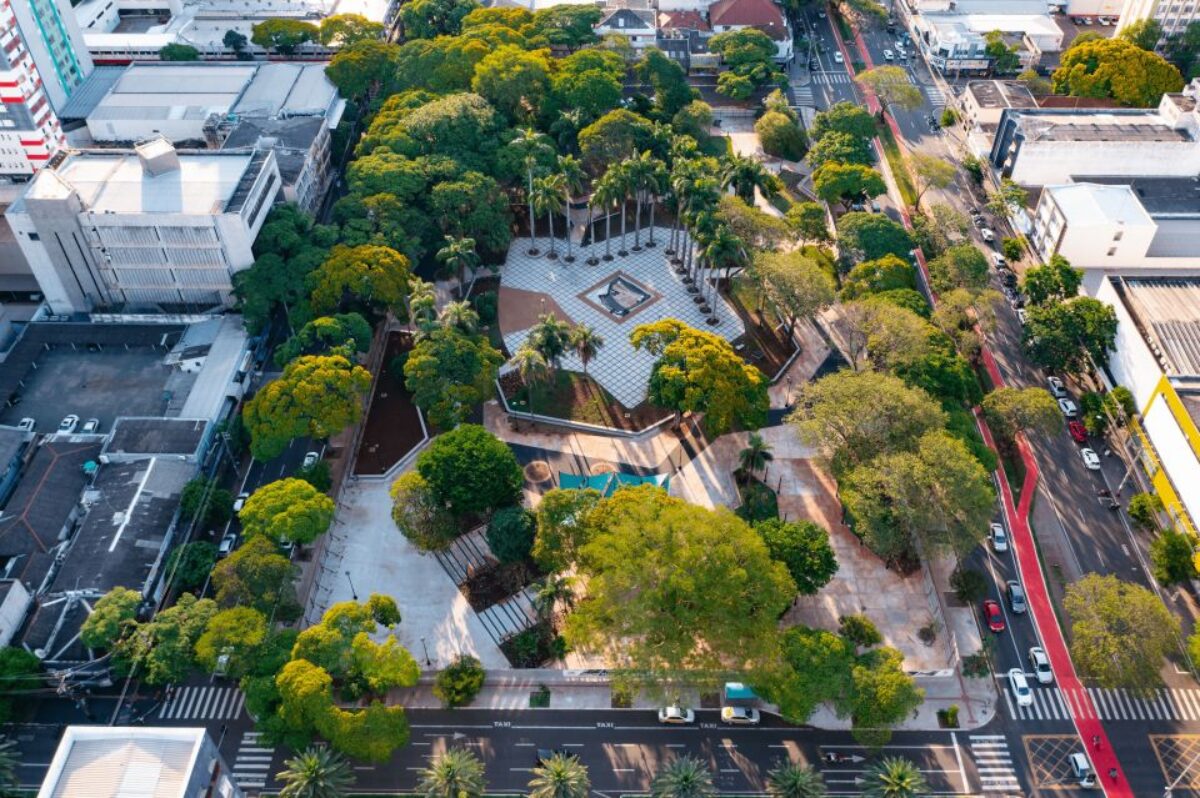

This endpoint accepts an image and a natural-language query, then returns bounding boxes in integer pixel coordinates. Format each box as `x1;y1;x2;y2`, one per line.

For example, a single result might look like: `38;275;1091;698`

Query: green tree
309;244;412;317
404;326;504;430
951;567;988;604
765;626;854;722
158;43;199;61
400;0;479;39
390;471;458;551
418;749;487;798
471;45;552;121
849;646;924;743
239;478;334;546
756;110;807;160
0;648;42;723
112;593;217;686
277;746;355;798
276;314;372;368
319;13;383;45
754;250;836;337
1067;573;1180;689
534;5;603;49
857;66;923;110
563;486;795;679
986;178;1027;219
417;424;524;517
81;586;141;650
578;109;654;173
212;535;301;621
195;606;268;678
1128;492;1164;531
738;432;774;481
224;29;248;51
838;614;882;649
721;153;782;206
570;325;605;378
1023;297;1118;374
863;757;928;798
755;519;837;595
840;254;916;300
1001;237;1023;262
786;202;830;243
837;212;914;262
982;387;1062;439
165;541;218;591
486;506;536;563
651;756;716;798
872;288;931;318
631;319;769;436
807;131;873;168
433;657;486;709
910;152;956;204
766;761;827;798
984;30;1020;74
1053;36;1183;106
243;354;372;461
1164;21;1200;76
1151;529;1197;585
1022;254;1082;306
251;18;318;54
639;48;696;117
179;476;232;528
532;488;602;571
811;102;875;143
709;29;784;99
529;753;590;798
326;39;400;102
926;244;988;293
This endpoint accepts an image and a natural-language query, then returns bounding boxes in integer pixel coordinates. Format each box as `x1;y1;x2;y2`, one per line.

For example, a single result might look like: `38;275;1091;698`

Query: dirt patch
461;561;536;612
497;286;576;342
353;332;425;476
498;369;671;432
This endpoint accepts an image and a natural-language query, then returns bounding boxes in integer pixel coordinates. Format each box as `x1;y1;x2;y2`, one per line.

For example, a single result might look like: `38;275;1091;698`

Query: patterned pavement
499;227;745;408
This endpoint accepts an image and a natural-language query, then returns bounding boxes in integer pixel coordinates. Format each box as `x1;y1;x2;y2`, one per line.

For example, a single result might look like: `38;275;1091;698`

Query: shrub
1000;237;1023;262
838;614;882;649
473;291;498;326
1129;492;1164;531
433;655;485;708
756;110;807;161
486;506;536;564
939;107;958;127
296;459;332;492
1150;529;1197;585
951;567;988;604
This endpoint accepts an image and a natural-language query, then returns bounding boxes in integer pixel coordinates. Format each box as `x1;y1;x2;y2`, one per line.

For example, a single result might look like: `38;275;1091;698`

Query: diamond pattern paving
499;227;745;408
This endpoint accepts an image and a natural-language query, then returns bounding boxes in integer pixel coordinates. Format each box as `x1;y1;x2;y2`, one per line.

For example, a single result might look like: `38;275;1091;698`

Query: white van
1069;752;1096;788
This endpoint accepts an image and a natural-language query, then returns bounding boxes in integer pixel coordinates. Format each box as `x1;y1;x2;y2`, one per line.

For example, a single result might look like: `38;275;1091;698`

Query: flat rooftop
1006;109;1195;142
1078;176;1200;217
1047;182;1156;227
966;80;1038;109
1113;277;1200;376
104;418;208;459
39;726;209;798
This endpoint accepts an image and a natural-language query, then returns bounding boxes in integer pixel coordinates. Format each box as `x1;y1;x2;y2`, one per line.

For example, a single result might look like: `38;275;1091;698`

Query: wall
86;116;210;144
1092;276;1165;410
0;581;31;647
1066;0;1124;14
1143;386;1200;534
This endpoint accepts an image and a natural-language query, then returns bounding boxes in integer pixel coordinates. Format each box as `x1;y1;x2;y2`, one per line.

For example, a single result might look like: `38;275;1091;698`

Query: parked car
16;418;35;433
1029;646;1053;684
233;491;250;513
1048;376;1067;398
1068;420;1088;443
658;706;695;724
279;536;296;556
1001;271;1018;288
972;213;987;228
58;415;79;434
1016;308;1028;325
81;418;100;434
303;451;320;469
1009;668;1033;707
1058;398;1079;418
983;599;1005;632
991;252;1007;268
1080;447;1102;470
720;706;761;725
1069;752;1096;788
927;114;941;131
833;51;844;63
218;532;238;557
990;522;1008;552
883;49;895;60
1098;15;1113;24
1006;580;1027;614
980;228;996;243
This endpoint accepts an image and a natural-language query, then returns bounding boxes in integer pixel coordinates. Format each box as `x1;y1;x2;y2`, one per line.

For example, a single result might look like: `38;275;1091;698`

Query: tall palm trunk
527;169;538;256
633;191;643;250
564;201;573;262
647;197;657;246
618;199;628;256
603;206;612;261
547;209;557;259
586;206;599;265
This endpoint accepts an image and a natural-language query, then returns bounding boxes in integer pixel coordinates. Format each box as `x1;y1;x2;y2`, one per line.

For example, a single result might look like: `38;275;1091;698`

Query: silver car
1006;580;1027;614
720;706;760;725
658;706;695;724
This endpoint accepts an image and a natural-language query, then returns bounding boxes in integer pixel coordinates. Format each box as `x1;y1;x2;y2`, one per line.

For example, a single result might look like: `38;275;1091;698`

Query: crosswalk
158;685;245;720
1004;684;1200;722
812;72;853;84
232;731;276;791
923;83;948;108
969;735;1021;795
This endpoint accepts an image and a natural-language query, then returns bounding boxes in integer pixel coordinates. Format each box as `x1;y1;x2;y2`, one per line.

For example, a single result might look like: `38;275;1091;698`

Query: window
1113;231;1123;241
1107;247;1116;256
28;232;39;241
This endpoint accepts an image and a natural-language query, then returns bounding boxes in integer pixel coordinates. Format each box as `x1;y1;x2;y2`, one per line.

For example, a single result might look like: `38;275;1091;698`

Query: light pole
344;570;358;601
420;636;432;667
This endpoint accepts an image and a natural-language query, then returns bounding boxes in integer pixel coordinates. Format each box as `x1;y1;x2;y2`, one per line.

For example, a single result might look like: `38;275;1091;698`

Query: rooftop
1113;277;1200;376
1078;176;1200;218
103;418;208;459
38;726;210;798
1046;182;1156;227
1002;107;1197;142
966;80;1038;109
709;0;787;30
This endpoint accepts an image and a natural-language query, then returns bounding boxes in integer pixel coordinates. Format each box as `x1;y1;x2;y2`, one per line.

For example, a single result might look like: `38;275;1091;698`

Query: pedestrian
1092;735;1100;750
1109;768;1118;781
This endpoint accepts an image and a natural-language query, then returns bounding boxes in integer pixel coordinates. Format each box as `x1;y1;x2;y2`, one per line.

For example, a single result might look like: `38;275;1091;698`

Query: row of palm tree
511;312;605;416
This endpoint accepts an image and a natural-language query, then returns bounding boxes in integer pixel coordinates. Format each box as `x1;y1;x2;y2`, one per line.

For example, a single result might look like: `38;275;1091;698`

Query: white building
594;5;660;49
914;10;1065;67
6;138;280;315
961;80;1039;128
37;726;243;798
1117;0;1200;43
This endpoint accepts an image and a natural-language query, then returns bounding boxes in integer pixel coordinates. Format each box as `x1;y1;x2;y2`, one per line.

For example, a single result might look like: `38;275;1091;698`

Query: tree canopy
309;244;412;317
837;213;914;263
1065;574;1178;689
856;66;923;110
981;387;1062;439
1022;297;1118;374
239;478;335;546
416;424;524;516
404;325;504;430
754;519;838;595
251;19;318;54
1021;254;1082;307
1052;37;1184;106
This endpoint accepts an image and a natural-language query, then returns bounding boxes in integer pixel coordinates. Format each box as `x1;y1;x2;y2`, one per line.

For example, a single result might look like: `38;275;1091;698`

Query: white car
232;491;250;513
1009;668;1033;707
1058;398;1079;418
991;252;1007;267
990;523;1008;553
303;451;320;469
658;706;695;725
720;706;761;725
1016;308;1028;325
16;418;35;433
980;228;996;243
58;414;79;434
1080;447;1101;470
1029;647;1053;684
1047;376;1067;398
81;418;100;434
218;532;238;557
833;51;844;63
883;49;895;60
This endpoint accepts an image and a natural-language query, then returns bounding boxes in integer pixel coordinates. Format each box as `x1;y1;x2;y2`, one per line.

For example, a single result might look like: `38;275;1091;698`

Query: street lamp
420;636;432;667
344;570;358;601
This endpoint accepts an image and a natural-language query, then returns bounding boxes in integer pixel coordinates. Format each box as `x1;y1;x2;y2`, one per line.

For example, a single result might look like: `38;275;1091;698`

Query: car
58;414;79;434
1029;646;1053;684
990;522;1008;552
721;706;761;725
233;491;250;513
16;418;35;433
1080;447;1101;470
1058;398;1079;418
1098;15;1112;24
972;214;987;228
897;47;908;59
927;115;941;131
870;200;882;213
1006;580;1027;614
536;749;574;766
1068;420;1088;443
1009;668;1033;706
280;536;296;556
833;51;844;63
218;532;238;557
1001;271;1018;288
658;706;695;724
1016;308;1028;325
1069;751;1097;788
991;252;1007;267
818;8;827;16
1009;292;1026;309
980;228;995;242
983;599;1005;633
1081;16;1094;24
302;451;320;469
81;418;100;434
883;48;894;60
1047;376;1067;398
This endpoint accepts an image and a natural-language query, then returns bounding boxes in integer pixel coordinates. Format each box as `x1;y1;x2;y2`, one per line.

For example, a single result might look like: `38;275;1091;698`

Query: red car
983;599;1005;633
1068;420;1088;443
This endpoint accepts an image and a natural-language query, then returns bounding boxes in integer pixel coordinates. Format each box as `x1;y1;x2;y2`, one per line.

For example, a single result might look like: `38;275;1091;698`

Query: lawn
501;369;670;431
876;120;917;208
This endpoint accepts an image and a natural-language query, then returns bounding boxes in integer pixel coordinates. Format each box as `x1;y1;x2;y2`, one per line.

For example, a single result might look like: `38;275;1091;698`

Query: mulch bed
353;332;425;475
501;621;558;668
461;561;537;612
721;279;799;379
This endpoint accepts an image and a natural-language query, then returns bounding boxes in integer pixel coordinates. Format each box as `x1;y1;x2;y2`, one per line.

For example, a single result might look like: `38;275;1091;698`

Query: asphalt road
790;10;859;111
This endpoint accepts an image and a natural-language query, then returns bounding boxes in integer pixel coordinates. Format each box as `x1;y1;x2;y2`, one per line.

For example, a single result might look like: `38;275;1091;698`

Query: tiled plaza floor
498;227;745;408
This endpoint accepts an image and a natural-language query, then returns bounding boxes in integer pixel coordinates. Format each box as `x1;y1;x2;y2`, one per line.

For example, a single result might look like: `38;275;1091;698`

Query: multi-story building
1117;0;1199;44
6;137;280;315
9;0;93;111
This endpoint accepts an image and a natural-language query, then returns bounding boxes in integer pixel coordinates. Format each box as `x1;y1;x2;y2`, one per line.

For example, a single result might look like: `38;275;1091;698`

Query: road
789;10;859;111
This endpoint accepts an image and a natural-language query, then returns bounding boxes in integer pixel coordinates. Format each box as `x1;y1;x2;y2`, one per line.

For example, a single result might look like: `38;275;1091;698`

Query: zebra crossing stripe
1001;685;1016;718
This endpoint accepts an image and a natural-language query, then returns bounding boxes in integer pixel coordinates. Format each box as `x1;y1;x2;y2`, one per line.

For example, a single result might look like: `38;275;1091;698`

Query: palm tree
651;756;716;798
766;761;828;798
509;127;553;256
625;152;652;250
738;431;774;483
530;312;572;375
440;300;479;335
436;235;479;299
863;757;929;798
276;746;354;798
699;224;743;323
417;748;487;798
591;168;623;263
409;278;438;334
531;174;567;260
528;754;590;798
720;153;782;206
512;345;549;418
645;157;669;247
569;324;604;378
558;154;586;263
533;574;575;621
610;161;632;257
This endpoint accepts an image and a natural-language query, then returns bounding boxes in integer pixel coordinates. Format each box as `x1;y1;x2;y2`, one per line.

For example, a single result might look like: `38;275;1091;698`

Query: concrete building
989;91;1200;186
5;138;280;315
595;5;659;48
83;62;344;214
9;0;94;111
38;726;243;798
961;79;1039;128
914;10;1065;72
1117;0;1199;43
912;18;991;72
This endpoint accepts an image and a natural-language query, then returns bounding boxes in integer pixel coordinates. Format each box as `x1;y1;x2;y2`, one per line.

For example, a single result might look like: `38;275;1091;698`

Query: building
595;5;659;48
913;18;990;72
6;138;281;315
37;726;243;798
913;11;1064;72
988;91;1200;186
961;79;1039;128
1090;276;1200;539
1116;0;1199;44
83;62;345;214
9;0;94;112
708;0;793;61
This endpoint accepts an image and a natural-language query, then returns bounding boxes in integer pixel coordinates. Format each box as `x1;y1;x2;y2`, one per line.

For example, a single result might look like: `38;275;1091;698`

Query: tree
400;0;479;39
326;40;400;102
81;586;141;650
1164;20;1200;77
112;593;216;686
213;535;301;621
765;626;855;722
472;45;552;121
786;202;830;243
165;541;218;591
837;212;914;263
738;432;774;481
390;472;458;551
417;424;524;517
1023;297;1118;374
291;596;416;699
1065;574;1178;689
529;753;591;798
631;319;769;436
982;387;1062;438
535;5;603;49
565;324;603;378
277;746;355;798
986;178;1027;219
766;761;827;798
239;478;334;547
319;13;383;45
857;66;923;111
223;29;248;52
178;476;232;528
532;488;602;571
1151;529;1197;585
754;251;836;337
721;153;782;206
910;152;956;204
984;30;1020;74
1053;37;1183;106
839;614;882;649
849;646;924;742
578;109;654;173
811;101;876;142
276;314;373;368
243;354;372;461
863;757;929;798
1022;254;1082;306
651;756;716;798
1016;68;1052;95
807;131;874;169
1128;492;1164;531
309;244;412;317
0;648;42;723
1000;237;1023;262
159;43;199;61
563;486;795;679
927;244;989;294
404;326;503;430
640;48;696;118
433;657;486;709
195;606;268;678
951;567;988;604
840;254;916;300
486;506;536;564
512;345;549;416
812;162;887;205
251;19;318;54
708;29;783;98
755;519;837;595
756;110;807;160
